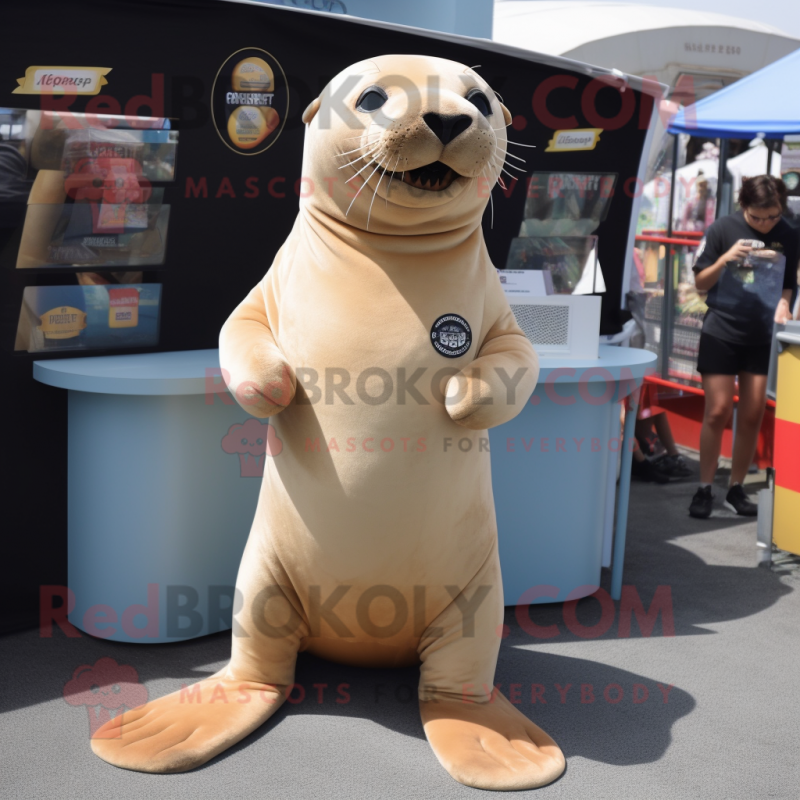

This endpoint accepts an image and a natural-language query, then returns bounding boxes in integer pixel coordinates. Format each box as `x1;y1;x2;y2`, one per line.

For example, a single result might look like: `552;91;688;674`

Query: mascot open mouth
401;161;461;191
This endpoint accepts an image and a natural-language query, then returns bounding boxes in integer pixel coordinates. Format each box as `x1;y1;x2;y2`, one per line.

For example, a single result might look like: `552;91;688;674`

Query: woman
689;175;797;519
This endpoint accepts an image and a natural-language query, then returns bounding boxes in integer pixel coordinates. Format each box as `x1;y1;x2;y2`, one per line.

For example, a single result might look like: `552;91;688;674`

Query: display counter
35;345;655;642
34;349;260;644
489;345;657;604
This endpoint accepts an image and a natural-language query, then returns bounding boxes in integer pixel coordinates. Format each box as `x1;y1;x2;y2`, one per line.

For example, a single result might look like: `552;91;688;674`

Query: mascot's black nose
423;113;472;145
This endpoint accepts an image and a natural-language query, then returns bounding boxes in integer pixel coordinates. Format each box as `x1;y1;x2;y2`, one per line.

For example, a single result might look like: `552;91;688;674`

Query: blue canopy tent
639;46;800;390
667;45;800;220
668;46;800;138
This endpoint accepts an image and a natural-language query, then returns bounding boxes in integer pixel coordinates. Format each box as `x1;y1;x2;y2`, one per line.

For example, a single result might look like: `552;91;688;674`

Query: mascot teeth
402;161;458;191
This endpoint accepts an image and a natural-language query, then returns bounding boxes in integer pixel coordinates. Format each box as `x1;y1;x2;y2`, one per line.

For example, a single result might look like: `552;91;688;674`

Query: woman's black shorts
697;331;771;375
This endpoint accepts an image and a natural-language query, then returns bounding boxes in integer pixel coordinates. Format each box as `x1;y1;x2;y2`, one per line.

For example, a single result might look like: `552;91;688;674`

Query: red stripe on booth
774;418;800;495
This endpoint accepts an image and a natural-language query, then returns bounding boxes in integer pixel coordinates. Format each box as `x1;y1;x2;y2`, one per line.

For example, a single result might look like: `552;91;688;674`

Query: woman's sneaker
724;484;758;516
655;453;693;479
632;457;670;483
689;486;714;518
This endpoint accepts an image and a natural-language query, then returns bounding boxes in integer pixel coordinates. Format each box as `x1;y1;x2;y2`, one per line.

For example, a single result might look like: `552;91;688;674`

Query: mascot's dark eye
356;87;388;112
466;90;492;117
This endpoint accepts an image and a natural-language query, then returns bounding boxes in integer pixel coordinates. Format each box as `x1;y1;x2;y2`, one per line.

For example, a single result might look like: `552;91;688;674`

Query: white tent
494;1;800;91
640;141;781;230
726;140;781;196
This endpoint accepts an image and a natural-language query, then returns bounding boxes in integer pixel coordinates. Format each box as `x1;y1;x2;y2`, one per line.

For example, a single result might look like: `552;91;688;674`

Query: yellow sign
108;289;139;329
13;66;111;95
227;106;280;150
212;47;288;156
545;128;603;152
232;58;274;93
38;306;87;339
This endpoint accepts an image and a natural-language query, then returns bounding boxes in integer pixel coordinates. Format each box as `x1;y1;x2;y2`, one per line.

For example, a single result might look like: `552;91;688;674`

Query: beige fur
92;55;565;790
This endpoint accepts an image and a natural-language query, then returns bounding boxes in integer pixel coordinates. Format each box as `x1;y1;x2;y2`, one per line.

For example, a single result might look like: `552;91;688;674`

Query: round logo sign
212;47;288;155
431;314;472;358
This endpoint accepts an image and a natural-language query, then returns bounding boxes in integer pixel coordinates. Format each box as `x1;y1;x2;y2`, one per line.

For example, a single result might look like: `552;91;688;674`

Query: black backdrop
1;0;652;633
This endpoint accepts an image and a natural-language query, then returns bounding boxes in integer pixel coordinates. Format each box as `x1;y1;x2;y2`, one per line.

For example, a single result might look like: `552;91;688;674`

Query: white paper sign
497;269;550;297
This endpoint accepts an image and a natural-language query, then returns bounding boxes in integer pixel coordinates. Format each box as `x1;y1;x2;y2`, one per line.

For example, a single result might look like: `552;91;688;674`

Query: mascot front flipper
92;55;565;790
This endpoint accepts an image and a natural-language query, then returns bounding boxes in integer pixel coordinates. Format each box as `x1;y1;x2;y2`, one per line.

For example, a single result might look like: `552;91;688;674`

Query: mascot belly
92;54;566;791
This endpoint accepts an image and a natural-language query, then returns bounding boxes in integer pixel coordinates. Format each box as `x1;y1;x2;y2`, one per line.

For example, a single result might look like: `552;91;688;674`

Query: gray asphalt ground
3;451;800;799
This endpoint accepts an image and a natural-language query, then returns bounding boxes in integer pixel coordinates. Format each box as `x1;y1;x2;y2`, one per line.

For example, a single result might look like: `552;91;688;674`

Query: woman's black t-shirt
692;210;799;344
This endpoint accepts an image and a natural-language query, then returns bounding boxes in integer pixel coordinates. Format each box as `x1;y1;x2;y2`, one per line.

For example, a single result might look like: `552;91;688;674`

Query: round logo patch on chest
431;314;472;358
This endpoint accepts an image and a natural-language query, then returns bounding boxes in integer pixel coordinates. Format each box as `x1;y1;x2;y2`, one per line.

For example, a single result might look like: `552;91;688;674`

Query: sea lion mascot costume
92;54;566;791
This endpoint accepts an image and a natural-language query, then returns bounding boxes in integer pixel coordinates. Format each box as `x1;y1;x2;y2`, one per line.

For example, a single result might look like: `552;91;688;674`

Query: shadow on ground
1;449;788;781
0;625;693;775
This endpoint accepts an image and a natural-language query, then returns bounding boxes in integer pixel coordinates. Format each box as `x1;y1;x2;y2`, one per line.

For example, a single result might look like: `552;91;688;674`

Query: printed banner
545;128;603;152
13;66;111;95
212;48;288;155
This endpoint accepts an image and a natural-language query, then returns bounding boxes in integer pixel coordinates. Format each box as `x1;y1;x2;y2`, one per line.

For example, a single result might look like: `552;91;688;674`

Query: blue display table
34;350;261;643
35;345;655;642
489;345;656;604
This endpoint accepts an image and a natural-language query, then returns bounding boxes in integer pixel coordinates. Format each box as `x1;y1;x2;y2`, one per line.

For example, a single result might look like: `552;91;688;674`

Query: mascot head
300;55;515;236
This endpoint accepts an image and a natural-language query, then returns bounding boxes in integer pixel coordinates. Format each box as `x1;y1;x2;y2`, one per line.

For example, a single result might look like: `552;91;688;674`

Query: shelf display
8;116;175;270
502;175;613;356
60;128;177;183
504;235;600;295
1;109;173;354
17;202;170;268
523;172;617;236
15;282;161;353
504;172;615;299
